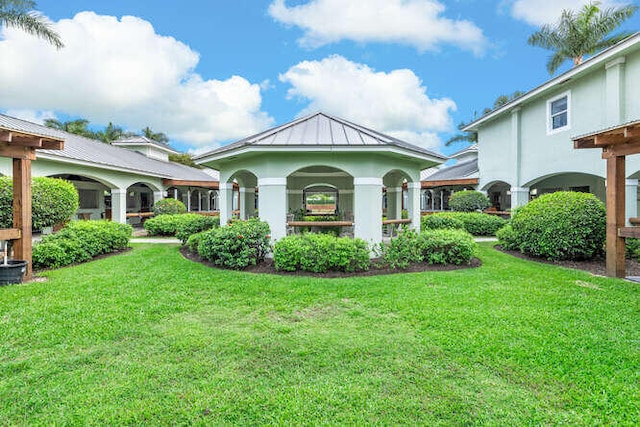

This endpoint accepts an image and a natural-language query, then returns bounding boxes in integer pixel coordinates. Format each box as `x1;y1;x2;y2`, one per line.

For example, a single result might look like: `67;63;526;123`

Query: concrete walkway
131;237;180;244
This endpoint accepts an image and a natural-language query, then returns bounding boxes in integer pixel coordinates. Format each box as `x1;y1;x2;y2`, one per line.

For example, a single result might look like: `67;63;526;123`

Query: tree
95;122;128;144
446;91;524;146
44;118;95;138
528;1;638;75
141;126;169;144
168;153;200;168
0;0;63;48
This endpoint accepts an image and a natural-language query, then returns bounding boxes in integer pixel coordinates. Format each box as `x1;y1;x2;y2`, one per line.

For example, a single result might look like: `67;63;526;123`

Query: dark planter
0;260;28;285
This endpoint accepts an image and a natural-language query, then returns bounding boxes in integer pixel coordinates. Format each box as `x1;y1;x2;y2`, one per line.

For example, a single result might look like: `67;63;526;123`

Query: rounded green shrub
175;215;219;244
274;234;370;273
421;213;465;231
509;191;605;261
448;190;491;212
377;229;423;269
197;218;271;269
144;213;205;236
152;198;186;216
496;224;520;251
419;229;476;265
0;176;79;229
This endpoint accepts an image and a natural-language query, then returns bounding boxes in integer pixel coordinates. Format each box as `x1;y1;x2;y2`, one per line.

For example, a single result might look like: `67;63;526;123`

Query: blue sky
1;0;638;156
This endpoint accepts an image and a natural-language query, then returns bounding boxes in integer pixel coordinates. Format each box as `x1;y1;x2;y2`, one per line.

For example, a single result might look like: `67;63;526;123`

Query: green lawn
1;243;639;425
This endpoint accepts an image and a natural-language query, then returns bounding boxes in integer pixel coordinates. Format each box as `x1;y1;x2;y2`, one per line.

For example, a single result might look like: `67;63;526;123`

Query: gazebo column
111;189;127;224
186;190;192;212
219;183;234;226
407;182;421;233
258;178;287;241
12;158;32;280
386;187;402;219
239;187;255;219
354;177;383;248
153;191;164;208
206;190;212;212
510;187;530;209
626;179;638;225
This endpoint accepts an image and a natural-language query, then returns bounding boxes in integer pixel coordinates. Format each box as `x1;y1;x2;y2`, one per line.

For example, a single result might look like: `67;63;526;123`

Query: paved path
131;238;180;244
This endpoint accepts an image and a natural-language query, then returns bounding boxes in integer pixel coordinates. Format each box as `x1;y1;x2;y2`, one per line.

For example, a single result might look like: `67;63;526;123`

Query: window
547;92;570;133
304;188;338;215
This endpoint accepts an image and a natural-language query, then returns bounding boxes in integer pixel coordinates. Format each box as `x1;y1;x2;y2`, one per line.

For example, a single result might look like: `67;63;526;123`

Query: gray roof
0;114;217;182
423;158;478;181
195;112;447;161
113;135;178;154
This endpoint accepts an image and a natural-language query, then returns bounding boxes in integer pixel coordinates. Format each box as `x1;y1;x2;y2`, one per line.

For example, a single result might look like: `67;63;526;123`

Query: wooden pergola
0;126;64;280
573;120;640;278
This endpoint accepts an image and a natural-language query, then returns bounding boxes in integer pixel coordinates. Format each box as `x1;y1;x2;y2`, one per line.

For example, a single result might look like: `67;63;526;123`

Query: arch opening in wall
48;174;112;221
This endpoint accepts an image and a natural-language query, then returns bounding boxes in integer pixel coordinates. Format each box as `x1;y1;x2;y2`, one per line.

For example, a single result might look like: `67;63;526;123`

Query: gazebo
0;125;64;280
194;112;446;247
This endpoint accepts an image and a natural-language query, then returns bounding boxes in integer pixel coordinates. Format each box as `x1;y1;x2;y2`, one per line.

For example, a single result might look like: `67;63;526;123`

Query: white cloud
0;12;273;147
268;0;488;55
508;0;629;26
4;109;56;125
279;55;456;151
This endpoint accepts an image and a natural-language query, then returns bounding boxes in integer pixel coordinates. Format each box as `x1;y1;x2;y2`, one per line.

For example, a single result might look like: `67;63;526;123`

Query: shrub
175;215;219;244
421;213;465;231
422;212;506;236
376;230;423;269
509;191;605;261
186;231;207;253
273;234;370;273
0;176;79;229
197;218;271;269
419;229;476;265
33;220;132;269
448;190;491;212
152;198;186;216
496;224;520;251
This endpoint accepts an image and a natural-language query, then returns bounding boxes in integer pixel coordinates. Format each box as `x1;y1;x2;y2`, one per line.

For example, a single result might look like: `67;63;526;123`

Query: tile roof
0;113;217;182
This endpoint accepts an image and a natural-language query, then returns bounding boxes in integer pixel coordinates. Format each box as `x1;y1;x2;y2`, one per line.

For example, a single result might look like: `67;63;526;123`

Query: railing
382;219;411;237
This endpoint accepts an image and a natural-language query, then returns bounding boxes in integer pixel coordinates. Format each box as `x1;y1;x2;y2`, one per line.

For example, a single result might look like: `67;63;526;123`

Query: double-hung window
547;91;570;134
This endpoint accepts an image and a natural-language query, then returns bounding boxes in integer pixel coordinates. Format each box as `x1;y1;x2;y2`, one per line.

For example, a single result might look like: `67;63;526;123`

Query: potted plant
0;241;28;285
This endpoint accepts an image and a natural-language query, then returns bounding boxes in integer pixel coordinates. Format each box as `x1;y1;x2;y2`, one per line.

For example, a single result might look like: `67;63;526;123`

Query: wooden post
12;157;32;280
606;156;626;278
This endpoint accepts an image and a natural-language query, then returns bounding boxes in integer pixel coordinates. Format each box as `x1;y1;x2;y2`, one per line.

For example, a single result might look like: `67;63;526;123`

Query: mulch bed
496;245;640;277
179;247;482;278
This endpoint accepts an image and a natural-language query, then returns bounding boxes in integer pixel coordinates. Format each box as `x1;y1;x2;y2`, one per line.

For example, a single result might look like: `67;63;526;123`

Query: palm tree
0;0;63;48
141;126;169;144
528;1;638;75
95;122;128;144
44;118;95;138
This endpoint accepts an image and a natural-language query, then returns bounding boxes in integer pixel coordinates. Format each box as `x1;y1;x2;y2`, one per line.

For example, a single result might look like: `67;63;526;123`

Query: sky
1;0;639;156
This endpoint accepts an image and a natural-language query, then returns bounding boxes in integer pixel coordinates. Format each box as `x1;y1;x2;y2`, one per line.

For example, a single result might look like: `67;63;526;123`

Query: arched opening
126;182;156;226
225;170;258;221
48;174;113;220
483;181;512;212
287;166;354;221
525;172;606;202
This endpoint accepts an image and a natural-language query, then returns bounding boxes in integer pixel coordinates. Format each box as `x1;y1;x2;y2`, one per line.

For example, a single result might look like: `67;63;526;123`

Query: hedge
0;176;79;229
274;234;370;273
197;218;270;269
144;213;219;238
422;212;506;236
32;220;132;269
448;190;491;212
153;198;187;216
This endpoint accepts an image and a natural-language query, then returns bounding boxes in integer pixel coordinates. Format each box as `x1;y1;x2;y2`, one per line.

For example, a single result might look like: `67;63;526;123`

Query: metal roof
423;158;478;181
112;135;178;154
0;114;217;182
195;112;447;161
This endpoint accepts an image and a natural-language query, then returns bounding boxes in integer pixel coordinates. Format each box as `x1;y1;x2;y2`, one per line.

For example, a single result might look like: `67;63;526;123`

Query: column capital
111;188;127;194
386;187;402;193
626;179;638;186
219;182;234;190
510;186;529;193
258;177;287;186
407;182;421;190
605;56;626;69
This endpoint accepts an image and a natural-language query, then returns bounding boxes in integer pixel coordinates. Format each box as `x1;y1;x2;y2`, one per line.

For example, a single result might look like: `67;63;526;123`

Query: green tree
528;1;638;75
0;0;63;48
95;122;128;144
44;118;96;138
141;126;169;144
168;153;199;168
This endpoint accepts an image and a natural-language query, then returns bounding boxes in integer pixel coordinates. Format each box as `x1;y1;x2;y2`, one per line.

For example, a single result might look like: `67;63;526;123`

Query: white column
510;186;530;209
111;189;127;224
626;179;638;226
153;191;163;209
206;190;212;211
605;57;626;126
258;178;287;241
219;183;234;226
186;190;192;212
173;188;178;199
354;177;383;249
386;187;402;219
239;187;256;220
407;182;421;233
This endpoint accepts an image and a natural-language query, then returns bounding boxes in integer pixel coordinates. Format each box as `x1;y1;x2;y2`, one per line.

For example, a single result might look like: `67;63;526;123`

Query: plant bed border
179;246;481;278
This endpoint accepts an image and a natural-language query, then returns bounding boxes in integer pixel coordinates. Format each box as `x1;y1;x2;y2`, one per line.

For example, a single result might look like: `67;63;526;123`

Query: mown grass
1;242;639;425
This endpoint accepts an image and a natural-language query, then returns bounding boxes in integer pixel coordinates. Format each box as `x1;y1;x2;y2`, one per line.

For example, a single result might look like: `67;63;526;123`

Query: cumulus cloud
0;12;273;147
269;0;488;55
279;55;456;151
507;0;630;26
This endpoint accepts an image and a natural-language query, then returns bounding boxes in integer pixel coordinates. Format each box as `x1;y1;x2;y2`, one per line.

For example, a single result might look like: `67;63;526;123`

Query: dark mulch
496;245;640;277
179;247;482;278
